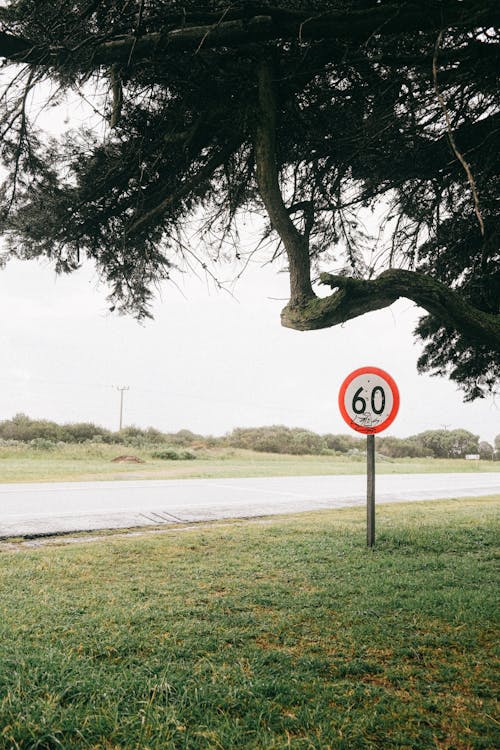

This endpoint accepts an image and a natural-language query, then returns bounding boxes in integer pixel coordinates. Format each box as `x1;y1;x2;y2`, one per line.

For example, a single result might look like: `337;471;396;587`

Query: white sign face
339;367;399;434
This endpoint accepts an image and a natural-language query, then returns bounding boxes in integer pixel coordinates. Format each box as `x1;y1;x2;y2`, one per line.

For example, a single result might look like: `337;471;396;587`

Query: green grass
0;497;498;749
0;443;497;483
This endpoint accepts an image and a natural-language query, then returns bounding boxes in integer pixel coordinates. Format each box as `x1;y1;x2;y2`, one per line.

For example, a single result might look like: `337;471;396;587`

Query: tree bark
1;1;497;67
254;56;314;304
281;269;500;351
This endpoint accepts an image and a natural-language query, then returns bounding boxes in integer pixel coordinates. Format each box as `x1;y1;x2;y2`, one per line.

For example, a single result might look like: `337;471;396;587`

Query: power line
0;372;320;418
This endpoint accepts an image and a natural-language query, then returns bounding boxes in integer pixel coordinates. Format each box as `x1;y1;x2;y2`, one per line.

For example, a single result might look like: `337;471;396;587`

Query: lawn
0;442;497;483
0;497;498;749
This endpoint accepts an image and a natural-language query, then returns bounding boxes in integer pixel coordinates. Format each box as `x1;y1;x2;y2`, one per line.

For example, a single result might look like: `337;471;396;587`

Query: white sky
0;255;498;443
0;74;497;444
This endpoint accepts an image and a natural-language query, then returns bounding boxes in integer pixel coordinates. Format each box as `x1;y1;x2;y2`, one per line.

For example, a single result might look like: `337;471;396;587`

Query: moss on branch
281;269;500;351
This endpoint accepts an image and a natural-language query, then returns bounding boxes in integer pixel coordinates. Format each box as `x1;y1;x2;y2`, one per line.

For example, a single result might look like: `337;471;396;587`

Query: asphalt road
0;472;498;537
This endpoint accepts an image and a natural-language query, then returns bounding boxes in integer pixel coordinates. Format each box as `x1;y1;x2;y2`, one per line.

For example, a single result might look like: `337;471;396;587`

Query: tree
0;1;498;399
416;428;479;458
494;435;500;460
479;441;493;460
416;429;452;458
446;428;479;457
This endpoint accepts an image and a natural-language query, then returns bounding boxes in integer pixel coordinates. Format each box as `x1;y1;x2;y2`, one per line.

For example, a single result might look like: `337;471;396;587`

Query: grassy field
0;497;498;749
0;442;498;483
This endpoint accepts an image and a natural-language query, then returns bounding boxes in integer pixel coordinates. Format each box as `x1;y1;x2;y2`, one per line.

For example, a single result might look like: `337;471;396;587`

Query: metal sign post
366;433;375;547
338;367;400;547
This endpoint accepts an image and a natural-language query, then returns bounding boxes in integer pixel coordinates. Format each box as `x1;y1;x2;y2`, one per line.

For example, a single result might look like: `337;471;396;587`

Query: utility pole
116;386;129;431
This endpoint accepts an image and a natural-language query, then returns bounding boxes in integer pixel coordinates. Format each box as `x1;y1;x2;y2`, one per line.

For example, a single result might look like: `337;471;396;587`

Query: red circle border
338;366;400;434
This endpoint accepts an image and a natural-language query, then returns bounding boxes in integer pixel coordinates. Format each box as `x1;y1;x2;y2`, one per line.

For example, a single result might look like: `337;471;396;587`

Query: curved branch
281;269;500;350
254;56;313;303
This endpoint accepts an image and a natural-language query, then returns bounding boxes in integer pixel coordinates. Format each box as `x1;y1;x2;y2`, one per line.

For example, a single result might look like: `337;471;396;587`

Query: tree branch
315;111;500;183
433;30;484;236
126;141;237;237
281;269;500;351
254;55;314;304
1;1;498;67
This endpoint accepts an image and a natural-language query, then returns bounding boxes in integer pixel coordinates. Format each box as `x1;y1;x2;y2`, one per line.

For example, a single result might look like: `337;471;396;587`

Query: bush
29;438;57;451
479;441;494;460
180;450;197;460
62;423;113;443
324;434;363;453
0;415;488;461
144;427;167;444
170;429;200;446
151;448;197;461
0;414;62;442
288;430;327;455
227;425;327;455
0;414;114;444
378;437;429;458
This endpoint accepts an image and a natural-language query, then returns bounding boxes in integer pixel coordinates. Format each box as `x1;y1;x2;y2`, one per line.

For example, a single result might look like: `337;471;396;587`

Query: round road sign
339;366;400;434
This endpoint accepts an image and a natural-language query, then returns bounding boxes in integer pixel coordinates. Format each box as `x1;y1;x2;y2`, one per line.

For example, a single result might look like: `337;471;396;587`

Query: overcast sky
0;253;498;443
0;76;497;445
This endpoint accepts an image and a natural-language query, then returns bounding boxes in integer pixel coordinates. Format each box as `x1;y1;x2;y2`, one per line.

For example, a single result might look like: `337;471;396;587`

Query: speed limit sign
339;366;399;546
339;366;400;434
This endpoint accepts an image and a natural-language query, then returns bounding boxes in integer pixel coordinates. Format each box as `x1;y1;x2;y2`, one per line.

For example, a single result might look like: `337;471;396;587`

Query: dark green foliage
151;448;197;460
0;1;498;399
0;413;113;443
416;318;499;403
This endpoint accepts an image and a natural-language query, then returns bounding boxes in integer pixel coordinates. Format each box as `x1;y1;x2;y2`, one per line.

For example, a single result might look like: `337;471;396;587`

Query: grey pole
367;433;375;547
